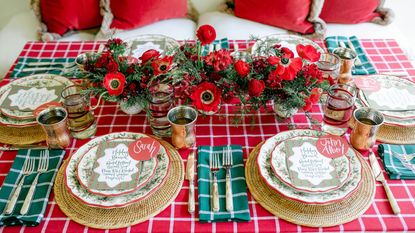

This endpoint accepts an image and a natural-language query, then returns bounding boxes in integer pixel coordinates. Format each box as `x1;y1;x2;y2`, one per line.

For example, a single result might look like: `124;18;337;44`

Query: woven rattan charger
246;142;376;227
54;137;184;229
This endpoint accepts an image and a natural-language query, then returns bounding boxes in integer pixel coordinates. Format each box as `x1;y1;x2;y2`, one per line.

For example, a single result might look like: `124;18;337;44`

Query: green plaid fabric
325;36;376;75
0;149;65;226
197;145;250;222
11;57;75;79
378;144;415;180
202;38;230;56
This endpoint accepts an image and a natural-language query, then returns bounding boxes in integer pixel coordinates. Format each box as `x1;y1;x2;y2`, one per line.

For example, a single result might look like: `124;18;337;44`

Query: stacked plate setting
0;74;74;146
256;130;363;205
64;132;172;208
355;74;415;143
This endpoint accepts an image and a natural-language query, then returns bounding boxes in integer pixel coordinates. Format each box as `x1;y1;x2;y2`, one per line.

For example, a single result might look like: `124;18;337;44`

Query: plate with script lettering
76;139;159;197
0;74;73;121
270;135;352;193
257;130;363;205
356;75;415;126
65;132;171;208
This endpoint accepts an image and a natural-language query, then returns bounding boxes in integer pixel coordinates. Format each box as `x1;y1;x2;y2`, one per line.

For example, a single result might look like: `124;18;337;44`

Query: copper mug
333;47;357;84
36;107;71;149
167;106;198;149
350;107;384;150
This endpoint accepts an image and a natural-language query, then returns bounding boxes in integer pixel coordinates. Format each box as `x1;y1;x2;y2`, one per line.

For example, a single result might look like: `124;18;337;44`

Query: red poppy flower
103;72;126;96
248;79;265;97
196;24;216;45
296;44;321;62
140;49;161;64
234;60;250;77
190;82;221;113
151;56;173;76
281;47;294;58
274;57;303;81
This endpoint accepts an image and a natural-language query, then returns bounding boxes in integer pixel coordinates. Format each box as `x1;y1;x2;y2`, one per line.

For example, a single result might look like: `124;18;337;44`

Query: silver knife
369;152;401;214
186;151;195;213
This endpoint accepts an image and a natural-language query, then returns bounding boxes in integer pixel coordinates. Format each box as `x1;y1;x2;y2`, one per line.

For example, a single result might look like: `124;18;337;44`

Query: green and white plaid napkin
378;144;415;180
325;36;376;75
197;145;250;222
11;57;75;79
202;38;230;56
0;149;65;226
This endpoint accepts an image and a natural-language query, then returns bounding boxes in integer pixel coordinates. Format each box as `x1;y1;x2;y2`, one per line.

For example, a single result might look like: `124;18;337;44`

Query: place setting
54;132;184;229
0;74;74;147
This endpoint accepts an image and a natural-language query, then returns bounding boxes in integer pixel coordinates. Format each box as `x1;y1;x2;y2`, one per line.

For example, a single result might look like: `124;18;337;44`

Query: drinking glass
36;107;71;149
148;83;173;137
332;47;357;84
167;106;198;149
322;84;357;136
350;107;384;150
317;53;340;82
61;85;101;139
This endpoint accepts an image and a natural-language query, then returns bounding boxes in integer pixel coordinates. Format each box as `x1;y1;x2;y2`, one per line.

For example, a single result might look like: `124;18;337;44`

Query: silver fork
223;147;233;211
20;150;49;215
210;152;220;212
3;157;36;215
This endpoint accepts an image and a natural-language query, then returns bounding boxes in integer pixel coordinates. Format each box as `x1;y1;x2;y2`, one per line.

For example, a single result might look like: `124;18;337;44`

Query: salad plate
65;132;171;208
257;130;362;205
125;34;180;59
76;138;158;197
0;74;73;121
270;135;352;193
356;75;415;126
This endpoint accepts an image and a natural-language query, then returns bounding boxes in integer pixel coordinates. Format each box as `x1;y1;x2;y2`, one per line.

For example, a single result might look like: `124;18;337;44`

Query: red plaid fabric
1;39;415;233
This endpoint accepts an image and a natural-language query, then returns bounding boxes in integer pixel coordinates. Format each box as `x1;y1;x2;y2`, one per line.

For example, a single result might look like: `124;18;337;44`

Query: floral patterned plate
0;74;73;121
125;34;180;59
76;138;158;197
251;34;324;57
65;132;171;208
270;136;352;193
356;75;415;126
257;129;362;205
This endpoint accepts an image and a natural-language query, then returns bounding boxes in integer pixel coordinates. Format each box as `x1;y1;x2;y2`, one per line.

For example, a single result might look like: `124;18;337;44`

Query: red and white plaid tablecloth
1;39;415;233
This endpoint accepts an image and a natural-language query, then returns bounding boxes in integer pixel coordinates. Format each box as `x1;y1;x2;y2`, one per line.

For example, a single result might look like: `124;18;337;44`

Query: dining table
0;38;415;233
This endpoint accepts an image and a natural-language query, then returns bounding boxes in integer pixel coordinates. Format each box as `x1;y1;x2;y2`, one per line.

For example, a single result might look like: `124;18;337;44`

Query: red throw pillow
320;0;381;24
38;0;102;36
108;0;187;30
234;0;316;34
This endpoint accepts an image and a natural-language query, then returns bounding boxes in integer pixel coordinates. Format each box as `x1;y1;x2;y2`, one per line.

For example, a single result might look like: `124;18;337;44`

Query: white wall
0;0;29;30
385;0;415;46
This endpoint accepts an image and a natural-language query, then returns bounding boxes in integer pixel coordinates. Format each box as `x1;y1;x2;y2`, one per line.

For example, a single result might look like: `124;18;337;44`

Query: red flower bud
196;24;216;45
234;60;250;77
248;79;265;97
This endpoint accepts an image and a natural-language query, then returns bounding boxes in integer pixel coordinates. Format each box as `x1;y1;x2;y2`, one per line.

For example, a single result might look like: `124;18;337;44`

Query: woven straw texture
54;138;184;229
246;142;375;227
377;125;415;144
0;124;46;145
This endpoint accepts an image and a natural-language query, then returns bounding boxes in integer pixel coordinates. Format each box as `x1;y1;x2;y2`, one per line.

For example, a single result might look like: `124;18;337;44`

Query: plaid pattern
0;149;65;226
325;36;377;75
202;38;230;55
0;39;414;232
378;144;415;179
197;145;250;222
10;57;75;79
